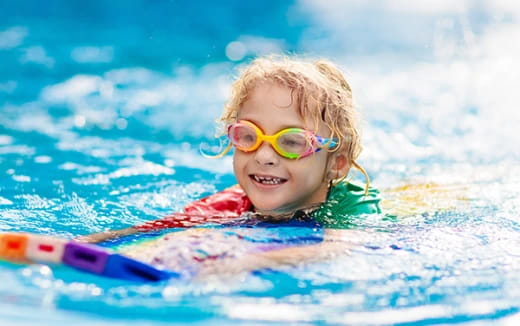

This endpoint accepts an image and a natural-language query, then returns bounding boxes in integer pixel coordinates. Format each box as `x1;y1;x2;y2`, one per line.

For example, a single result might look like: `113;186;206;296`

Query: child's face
233;82;331;215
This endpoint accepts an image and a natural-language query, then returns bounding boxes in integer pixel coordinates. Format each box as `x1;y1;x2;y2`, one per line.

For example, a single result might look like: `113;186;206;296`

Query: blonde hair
218;55;370;191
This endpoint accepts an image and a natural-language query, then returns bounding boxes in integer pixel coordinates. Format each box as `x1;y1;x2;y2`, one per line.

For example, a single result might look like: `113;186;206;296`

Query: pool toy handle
0;232;177;282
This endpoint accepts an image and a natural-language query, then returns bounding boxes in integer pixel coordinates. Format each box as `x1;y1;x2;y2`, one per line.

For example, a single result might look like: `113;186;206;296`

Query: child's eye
241;134;255;143
234;129;256;146
279;134;307;151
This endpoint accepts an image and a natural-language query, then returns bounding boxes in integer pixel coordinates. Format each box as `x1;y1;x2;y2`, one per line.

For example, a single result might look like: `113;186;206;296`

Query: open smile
249;174;288;185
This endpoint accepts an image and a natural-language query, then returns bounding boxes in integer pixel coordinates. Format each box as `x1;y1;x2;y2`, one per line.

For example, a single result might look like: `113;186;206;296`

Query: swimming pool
1;1;519;325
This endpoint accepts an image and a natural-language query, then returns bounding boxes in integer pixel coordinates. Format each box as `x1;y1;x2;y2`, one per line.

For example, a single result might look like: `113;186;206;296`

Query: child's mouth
250;174;287;185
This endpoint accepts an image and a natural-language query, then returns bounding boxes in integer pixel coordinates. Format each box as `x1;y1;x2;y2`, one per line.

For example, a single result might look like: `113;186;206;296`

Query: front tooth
254;175;281;184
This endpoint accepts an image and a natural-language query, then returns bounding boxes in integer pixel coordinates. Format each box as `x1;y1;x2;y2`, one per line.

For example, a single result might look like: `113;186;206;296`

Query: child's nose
254;141;279;166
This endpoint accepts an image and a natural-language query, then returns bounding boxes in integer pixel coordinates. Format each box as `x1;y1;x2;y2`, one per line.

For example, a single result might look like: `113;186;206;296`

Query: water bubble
71;46;114;63
19;46;55;68
34;155;52;164
12;175;31;182
0;135;14;145
0;26;28;49
225;41;247;61
74;115;86;128
115;118;128;130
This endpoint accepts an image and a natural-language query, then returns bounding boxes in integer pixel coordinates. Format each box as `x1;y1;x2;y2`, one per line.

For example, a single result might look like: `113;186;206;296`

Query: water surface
1;1;519;324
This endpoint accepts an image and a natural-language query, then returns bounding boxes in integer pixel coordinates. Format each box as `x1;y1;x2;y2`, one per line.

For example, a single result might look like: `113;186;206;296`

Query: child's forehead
236;101;305;129
243;81;312;111
238;103;328;134
247;82;294;106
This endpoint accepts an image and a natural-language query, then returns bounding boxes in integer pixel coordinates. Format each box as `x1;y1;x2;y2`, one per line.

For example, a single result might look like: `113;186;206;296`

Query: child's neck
252;202;323;222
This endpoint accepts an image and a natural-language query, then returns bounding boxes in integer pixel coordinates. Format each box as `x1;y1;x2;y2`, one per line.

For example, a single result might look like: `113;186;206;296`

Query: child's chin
250;194;279;207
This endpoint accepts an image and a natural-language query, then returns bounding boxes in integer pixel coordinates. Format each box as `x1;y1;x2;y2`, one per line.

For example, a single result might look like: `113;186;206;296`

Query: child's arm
196;229;354;278
75;186;252;243
75;226;139;243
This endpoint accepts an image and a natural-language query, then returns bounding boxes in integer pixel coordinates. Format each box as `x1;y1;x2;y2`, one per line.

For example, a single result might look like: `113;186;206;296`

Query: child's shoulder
313;181;382;227
330;180;381;202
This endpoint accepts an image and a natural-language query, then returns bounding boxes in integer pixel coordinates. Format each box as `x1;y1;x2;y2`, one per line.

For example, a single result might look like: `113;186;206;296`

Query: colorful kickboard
0;232;177;282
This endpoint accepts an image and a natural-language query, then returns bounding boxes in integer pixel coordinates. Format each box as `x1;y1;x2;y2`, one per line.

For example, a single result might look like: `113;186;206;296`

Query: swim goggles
227;120;338;159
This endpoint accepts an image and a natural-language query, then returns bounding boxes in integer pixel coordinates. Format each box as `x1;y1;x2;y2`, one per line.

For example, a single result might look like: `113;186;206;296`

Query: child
213;55;381;225
195;55;383;275
78;55;382;274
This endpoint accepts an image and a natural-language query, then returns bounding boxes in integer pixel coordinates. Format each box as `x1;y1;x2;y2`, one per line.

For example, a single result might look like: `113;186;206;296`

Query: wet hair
217;55;370;191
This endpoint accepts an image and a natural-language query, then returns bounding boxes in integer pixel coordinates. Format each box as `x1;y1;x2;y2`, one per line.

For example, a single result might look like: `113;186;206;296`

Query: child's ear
327;152;350;181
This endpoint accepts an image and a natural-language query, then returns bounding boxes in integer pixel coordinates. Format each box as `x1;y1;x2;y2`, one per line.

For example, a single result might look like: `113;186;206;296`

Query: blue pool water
1;1;520;325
